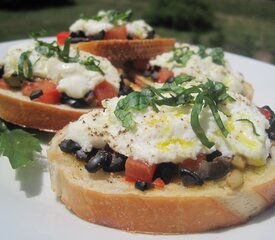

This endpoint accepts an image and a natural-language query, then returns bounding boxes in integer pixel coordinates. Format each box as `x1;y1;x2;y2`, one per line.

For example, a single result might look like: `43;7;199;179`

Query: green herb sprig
29;31;104;74
237;119;260;136
169;45;225;67
18;51;33;81
0;119;41;169
80;9;132;25
114;76;234;148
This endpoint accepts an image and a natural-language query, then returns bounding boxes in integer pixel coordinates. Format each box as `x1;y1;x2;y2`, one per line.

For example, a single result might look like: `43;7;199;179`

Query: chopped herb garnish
18;51;33;81
210;48;225;65
29;32;104;74
0;119;41;169
169;47;194;66
114;78;234;149
80;56;105;75
80;9;132;25
237;119;260;136
170;45;225;66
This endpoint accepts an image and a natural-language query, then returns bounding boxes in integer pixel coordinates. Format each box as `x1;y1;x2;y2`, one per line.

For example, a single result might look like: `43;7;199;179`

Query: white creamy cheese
66;109;107;152
149;43;245;94
126;20;153;39
69;11;153;39
65;90;271;167
69;19;114;36
2;41;120;99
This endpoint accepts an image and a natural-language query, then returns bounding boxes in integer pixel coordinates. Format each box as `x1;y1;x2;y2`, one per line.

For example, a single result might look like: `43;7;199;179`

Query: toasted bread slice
48;126;275;234
0;88;88;132
76;38;176;61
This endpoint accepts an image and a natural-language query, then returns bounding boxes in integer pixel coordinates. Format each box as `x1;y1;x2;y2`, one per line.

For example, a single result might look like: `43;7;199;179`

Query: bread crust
76;38;176;61
0;88;89;131
48;128;275;234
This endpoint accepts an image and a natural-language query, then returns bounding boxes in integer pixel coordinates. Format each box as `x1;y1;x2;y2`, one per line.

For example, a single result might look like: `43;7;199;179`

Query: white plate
0;39;275;240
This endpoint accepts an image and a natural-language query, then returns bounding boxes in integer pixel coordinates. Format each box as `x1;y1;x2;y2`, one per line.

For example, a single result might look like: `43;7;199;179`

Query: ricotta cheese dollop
65;90;271;167
149;43;245;94
2;41;120;99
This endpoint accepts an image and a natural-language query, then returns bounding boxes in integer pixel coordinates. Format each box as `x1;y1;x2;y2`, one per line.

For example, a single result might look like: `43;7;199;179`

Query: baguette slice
76;38;176;61
0;88;89;132
48;126;275;234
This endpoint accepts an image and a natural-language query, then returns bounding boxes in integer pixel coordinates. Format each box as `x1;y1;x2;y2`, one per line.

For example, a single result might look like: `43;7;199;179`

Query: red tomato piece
179;153;206;172
104;26;128;40
22;80;61;104
157;68;174;83
152;178;165;188
0;79;9;89
125;157;157;183
94;80;118;107
258;107;272;120
57;32;70;45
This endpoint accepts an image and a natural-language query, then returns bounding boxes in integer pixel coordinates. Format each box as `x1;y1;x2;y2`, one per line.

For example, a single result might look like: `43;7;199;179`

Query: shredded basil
237;119;260;136
114;78;234;149
18;51;33;81
80;9;132;24
170;45;225;66
29;32;104;74
80;56;105;75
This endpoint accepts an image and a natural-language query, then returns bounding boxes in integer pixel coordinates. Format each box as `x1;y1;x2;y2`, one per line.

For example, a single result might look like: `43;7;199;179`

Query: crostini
56;10;175;61
132;43;254;100
48;78;275;233
0;36;131;131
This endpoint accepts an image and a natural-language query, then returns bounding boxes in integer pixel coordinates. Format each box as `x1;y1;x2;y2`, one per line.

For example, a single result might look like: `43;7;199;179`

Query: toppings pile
0;32;123;107
62;10;155;44
58;79;274;191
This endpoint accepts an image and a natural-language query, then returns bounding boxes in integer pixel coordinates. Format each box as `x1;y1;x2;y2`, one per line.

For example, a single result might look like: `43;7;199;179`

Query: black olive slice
135;181;151;191
59;139;81;153
146;30;155;39
30;89;43;100
267;115;275;140
204;157;231;180
85;150;112;173
206;150;222;162
103;152;127;172
178;167;204;186
154;162;177;184
0;66;4;78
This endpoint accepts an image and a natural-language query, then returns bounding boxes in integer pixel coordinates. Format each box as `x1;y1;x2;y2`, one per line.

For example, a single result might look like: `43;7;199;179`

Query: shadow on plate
15;151;48;197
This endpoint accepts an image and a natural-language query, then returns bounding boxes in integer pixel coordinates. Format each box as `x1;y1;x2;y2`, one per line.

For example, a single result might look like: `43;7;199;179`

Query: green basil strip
205;96;229;137
18;51;33;81
191;94;215;148
237;119;260;136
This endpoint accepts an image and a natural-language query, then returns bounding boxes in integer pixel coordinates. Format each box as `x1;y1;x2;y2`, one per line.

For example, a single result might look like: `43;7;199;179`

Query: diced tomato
0;79;9;89
157;68;174;83
179;153;206;172
104;25;128;40
132;35;141;40
22;80;61;104
133;60;149;71
57;32;70;45
152;178;165;188
94;80;118;107
125;157;157;183
258;107;272;120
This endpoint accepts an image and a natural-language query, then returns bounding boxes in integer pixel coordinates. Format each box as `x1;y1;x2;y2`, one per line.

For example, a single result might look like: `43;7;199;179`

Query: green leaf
169;47;194;66
18;51;33;81
0;129;41;169
237;119;260;136
80;56;105;75
191;94;214;148
210;48;225;65
174;74;194;84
